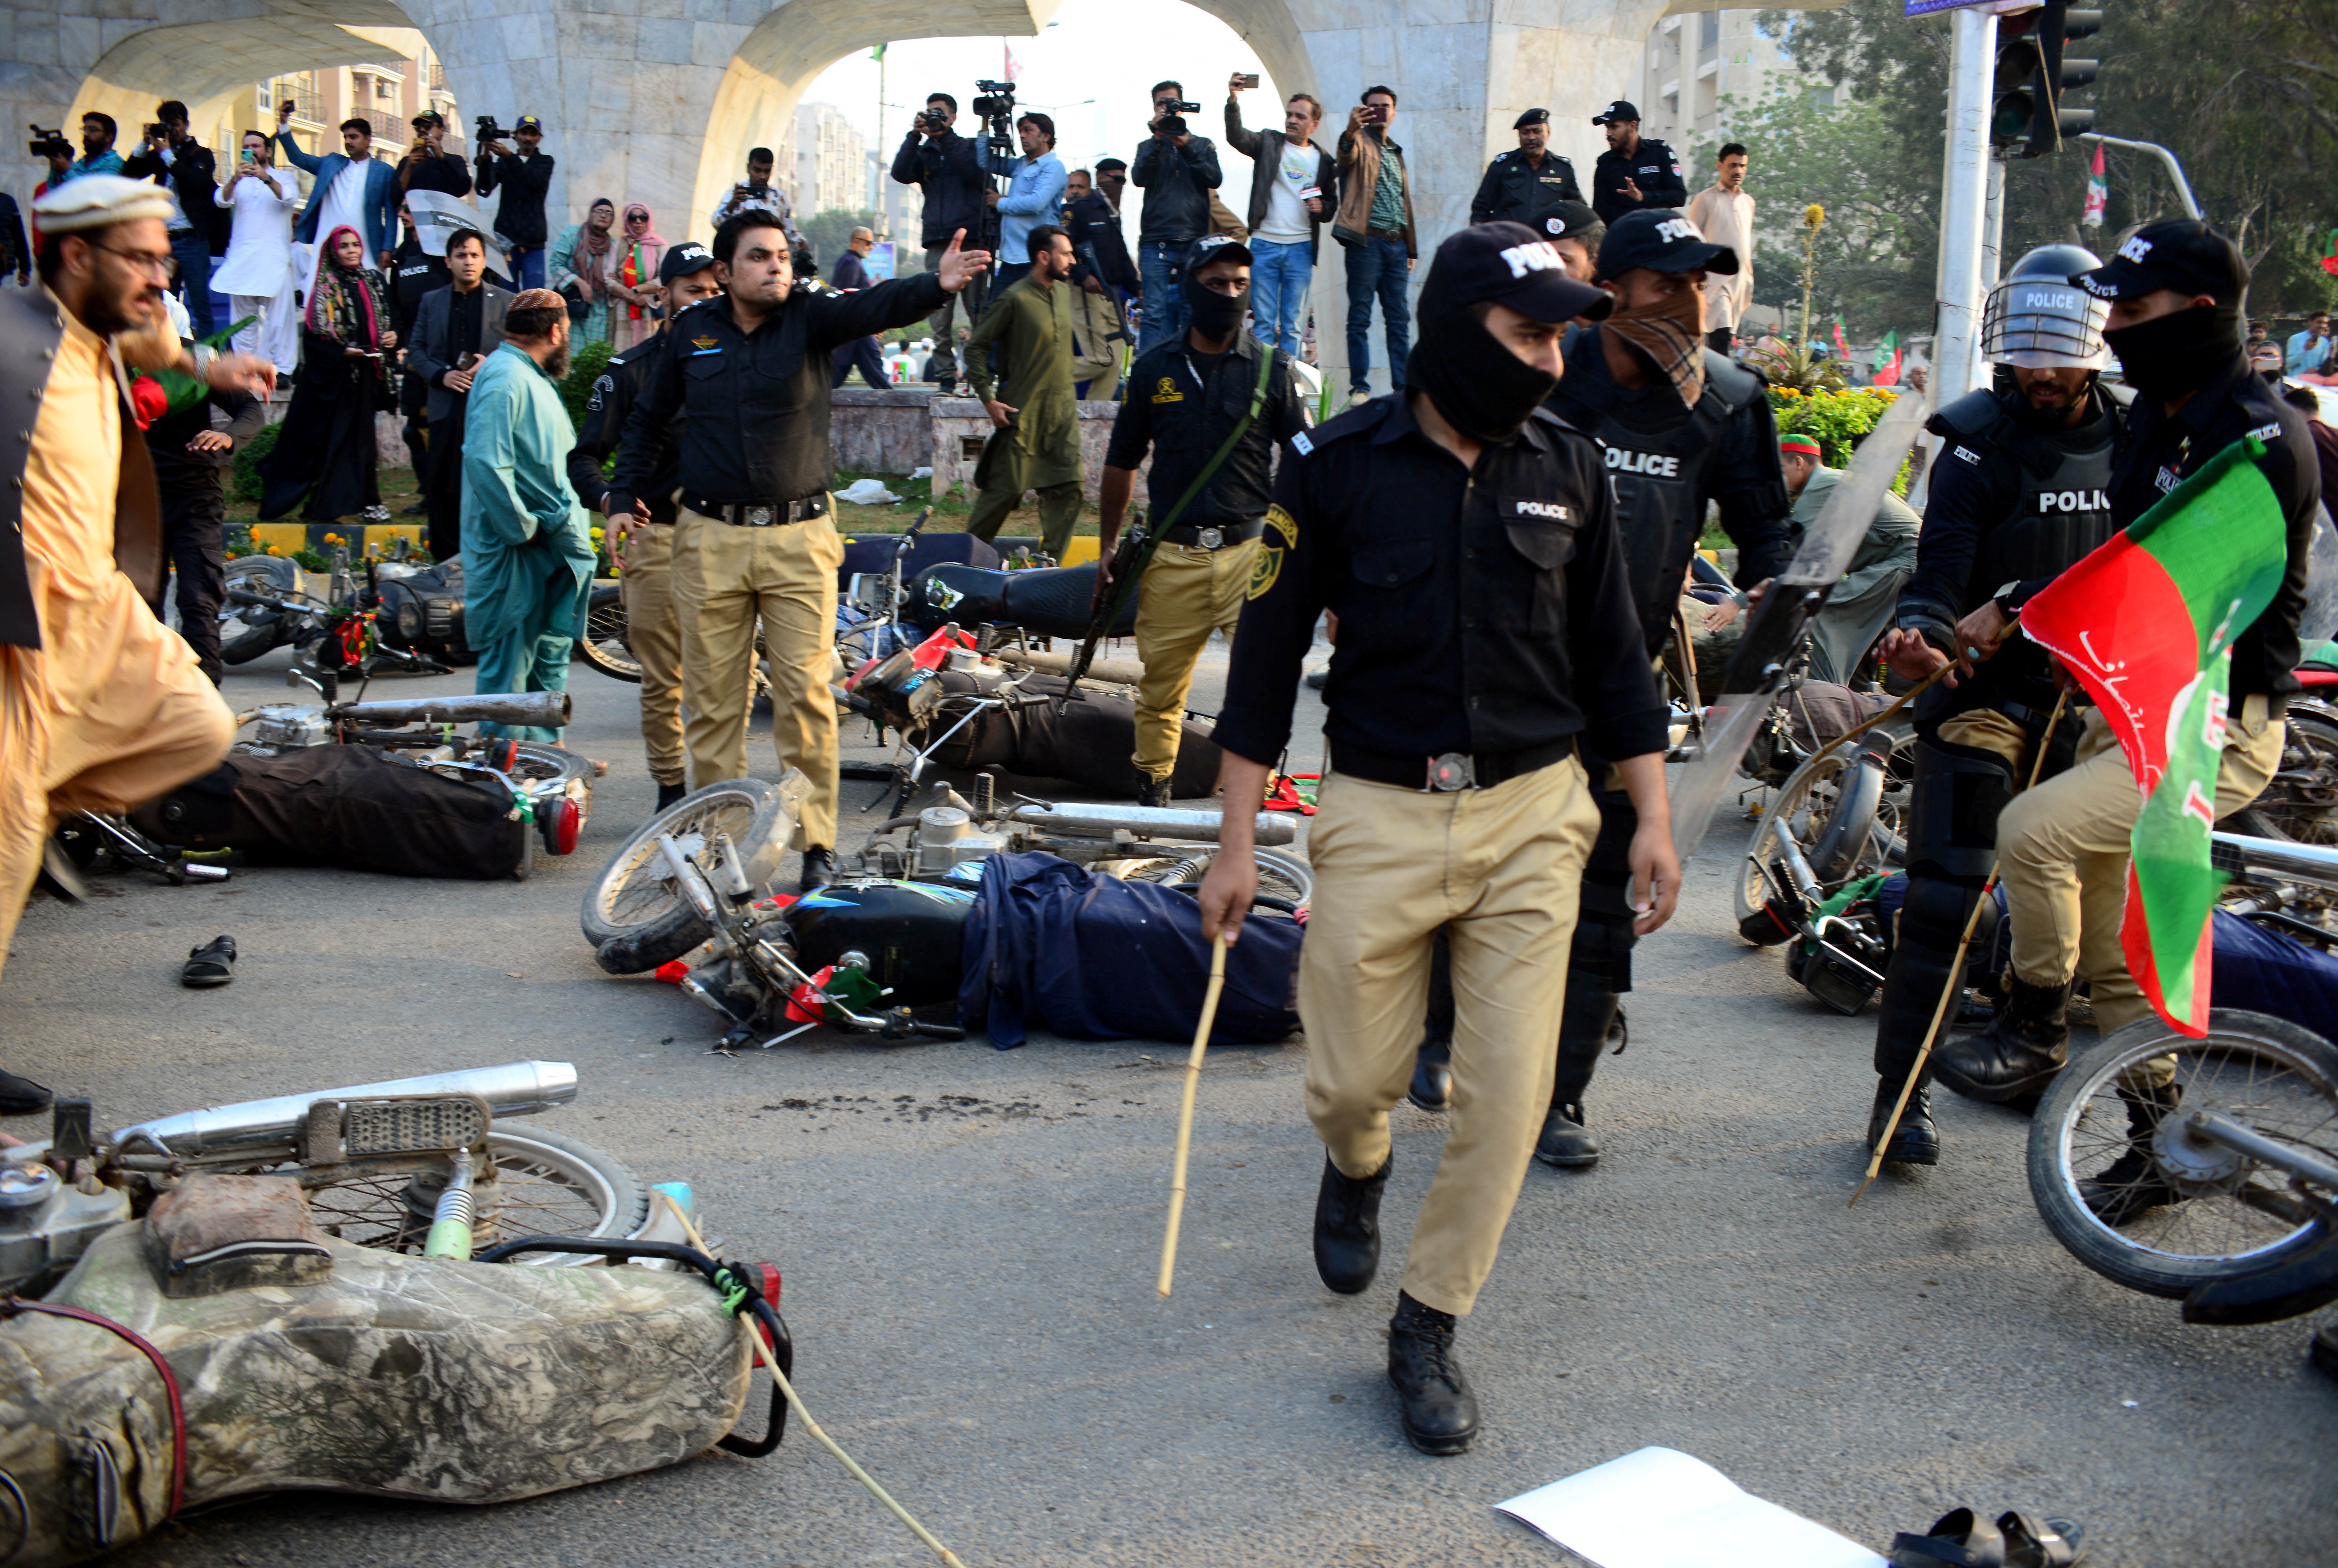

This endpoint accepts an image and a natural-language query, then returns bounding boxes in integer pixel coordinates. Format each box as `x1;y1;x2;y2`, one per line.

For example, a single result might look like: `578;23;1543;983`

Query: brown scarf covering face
1604;284;1707;408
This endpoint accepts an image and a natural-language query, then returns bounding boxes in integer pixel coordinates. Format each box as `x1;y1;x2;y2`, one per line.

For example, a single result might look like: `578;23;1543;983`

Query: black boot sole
1399;1417;1476;1456
1534;1144;1601;1169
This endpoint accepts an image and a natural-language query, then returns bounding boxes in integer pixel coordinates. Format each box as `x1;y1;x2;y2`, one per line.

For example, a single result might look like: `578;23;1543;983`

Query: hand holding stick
1158;932;1231;1297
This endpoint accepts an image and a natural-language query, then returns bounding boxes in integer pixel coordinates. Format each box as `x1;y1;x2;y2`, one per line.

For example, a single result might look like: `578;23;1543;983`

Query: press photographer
476;114;554;289
398;111;474;207
122;100;220;336
1133;80;1223;352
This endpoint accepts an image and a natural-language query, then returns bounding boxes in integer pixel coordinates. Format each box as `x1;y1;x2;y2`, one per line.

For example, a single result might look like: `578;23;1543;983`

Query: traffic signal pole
1934;4;1999;406
2080;132;2201;219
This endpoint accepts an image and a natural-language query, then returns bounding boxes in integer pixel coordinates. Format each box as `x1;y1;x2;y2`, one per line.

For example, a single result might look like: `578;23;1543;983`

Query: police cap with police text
1184;233;1252;273
1593;208;1739;282
1514;108;1550;130
1438;222;1612;324
659;241;718;285
1591;100;1641;125
2070;219;2248;304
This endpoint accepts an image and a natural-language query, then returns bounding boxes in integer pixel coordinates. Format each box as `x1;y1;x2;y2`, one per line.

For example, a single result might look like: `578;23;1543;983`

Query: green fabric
1798;872;1890;957
1369;150;1406;232
1793;465;1922;685
965;272;1082;495
461;341;596;662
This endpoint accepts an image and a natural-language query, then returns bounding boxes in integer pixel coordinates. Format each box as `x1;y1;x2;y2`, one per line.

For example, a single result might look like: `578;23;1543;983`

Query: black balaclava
1406;276;1557;446
1183;269;1246;340
2103;300;2244;405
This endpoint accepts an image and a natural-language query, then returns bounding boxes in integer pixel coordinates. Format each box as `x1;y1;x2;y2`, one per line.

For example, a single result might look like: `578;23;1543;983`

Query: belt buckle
745;505;774;527
1196;526;1223;550
1426;753;1476;792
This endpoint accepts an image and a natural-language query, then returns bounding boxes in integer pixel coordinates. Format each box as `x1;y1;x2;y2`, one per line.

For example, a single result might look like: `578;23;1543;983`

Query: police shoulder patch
1265;503;1298;548
586;374;612;412
1247;540;1283;600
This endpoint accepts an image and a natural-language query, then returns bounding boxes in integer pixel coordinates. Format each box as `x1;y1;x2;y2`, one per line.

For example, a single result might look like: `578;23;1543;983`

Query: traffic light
1989;4;2100;156
1989;13;2044;149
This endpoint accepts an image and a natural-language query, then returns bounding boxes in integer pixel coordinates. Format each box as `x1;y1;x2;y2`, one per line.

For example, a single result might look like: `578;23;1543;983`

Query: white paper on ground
1495;1447;1887;1568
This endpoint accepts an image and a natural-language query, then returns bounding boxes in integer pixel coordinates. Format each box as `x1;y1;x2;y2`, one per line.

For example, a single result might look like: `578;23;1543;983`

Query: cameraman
124;101;220;337
891;94;988;394
398;111;473;212
1133;79;1223;353
978;111;1066;293
709;148;809;273
477;114;554;290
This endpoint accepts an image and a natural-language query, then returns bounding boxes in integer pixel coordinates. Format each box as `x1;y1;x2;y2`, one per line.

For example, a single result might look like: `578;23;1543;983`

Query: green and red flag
1871;329;1902;387
2020;436;2290;1035
1831;315;1850;359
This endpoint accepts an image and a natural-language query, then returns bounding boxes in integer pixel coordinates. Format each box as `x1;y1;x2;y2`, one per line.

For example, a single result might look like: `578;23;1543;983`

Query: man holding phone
709;147;810;271
1332;86;1415;406
408;228;513;559
212;129;302;375
1224;74;1335;357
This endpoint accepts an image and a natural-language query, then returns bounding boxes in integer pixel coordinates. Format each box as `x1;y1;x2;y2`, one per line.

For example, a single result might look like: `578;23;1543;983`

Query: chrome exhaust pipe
112;1060;580;1157
1005;801;1297;846
329;691;573;729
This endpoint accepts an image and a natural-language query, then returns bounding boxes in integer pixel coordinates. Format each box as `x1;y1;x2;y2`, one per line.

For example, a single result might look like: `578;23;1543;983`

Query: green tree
799;207;881;273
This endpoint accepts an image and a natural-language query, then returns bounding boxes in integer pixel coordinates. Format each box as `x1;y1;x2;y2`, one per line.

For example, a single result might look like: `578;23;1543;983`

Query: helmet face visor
1984;278;2110;369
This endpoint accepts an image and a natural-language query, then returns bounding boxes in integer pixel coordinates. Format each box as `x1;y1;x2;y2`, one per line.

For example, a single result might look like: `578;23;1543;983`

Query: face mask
1602;284;1706;407
1406;289;1557;446
1184;276;1246;339
2102;301;2243;403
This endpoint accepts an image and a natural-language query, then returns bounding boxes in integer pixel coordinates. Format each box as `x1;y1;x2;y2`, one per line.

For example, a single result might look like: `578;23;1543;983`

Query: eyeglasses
88;243;173;279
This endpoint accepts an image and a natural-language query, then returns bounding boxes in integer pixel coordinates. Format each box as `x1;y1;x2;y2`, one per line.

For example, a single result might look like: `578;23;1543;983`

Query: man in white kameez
274;105;396;303
1684;143;1755;355
212;129;303;374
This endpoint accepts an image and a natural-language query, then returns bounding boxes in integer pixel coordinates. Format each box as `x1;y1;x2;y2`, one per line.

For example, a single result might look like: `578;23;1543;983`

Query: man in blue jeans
123;101;218;337
1133;79;1223;354
1223;75;1335;357
1331;86;1416;404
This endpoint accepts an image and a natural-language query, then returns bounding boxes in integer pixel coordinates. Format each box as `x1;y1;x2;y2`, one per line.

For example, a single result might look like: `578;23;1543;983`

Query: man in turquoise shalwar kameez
461;287;597;742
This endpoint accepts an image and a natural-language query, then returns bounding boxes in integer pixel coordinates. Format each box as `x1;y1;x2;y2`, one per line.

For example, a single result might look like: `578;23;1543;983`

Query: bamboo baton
1159;932;1231;1297
1851;688;2070;1206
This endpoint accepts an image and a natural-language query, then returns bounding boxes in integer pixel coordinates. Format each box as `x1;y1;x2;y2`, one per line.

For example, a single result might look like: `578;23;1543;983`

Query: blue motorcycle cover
959;853;1303;1049
2211;909;2338;1041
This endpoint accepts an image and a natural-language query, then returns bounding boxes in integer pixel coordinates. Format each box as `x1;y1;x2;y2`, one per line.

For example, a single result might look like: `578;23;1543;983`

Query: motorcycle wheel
1733;729;1914;930
1117;846;1315;909
2027;1010;2338;1299
575;584;643;684
219;554;298;666
581;776;799;971
296;1121;650;1265
2224;710;2338;848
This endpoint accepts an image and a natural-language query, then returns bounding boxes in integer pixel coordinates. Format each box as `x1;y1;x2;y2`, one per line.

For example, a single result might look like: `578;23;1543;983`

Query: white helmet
1983;244;2111;369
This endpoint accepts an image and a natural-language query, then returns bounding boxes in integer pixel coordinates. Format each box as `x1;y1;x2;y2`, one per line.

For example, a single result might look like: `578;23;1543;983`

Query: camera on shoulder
26;125;70;159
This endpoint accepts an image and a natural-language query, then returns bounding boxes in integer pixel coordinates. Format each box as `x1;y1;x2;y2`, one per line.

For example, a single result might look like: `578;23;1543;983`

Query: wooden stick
656;1192;967;1568
1851;689;2070;1206
1158;933;1231;1298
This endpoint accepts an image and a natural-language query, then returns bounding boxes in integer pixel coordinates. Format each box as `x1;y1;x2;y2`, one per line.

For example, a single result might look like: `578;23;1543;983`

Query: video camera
1155;99;1203;138
971;80;1016;121
27;125;69;159
475;115;515;145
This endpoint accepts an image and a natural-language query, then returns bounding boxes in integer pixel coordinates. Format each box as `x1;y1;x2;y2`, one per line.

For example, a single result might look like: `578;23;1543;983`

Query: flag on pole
1871;329;1903;387
2018;436;2291;1035
1831;315;1849;359
2083;141;2107;229
1004;44;1022;82
869;43;886;61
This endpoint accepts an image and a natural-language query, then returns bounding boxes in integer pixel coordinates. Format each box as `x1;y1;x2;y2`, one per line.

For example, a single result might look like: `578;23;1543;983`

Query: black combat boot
1313;1153;1389;1294
655;780;687;813
2080;1081;2186;1227
1137;775;1173;808
1387;1291;1479;1455
0;1069;53;1117
1866;1075;1940;1165
798;846;836;893
1535;1103;1599;1167
1934;977;2072;1104
1535;977;1620;1168
1407;1037;1452;1112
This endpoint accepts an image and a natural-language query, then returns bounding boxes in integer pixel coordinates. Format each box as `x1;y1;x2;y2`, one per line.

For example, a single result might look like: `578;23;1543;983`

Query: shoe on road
655;780;687;812
799;846;837;894
1934;978;2071;1104
182;934;237;988
1406;1038;1450;1112
1387;1291;1479;1455
1534;1101;1601;1167
1866;1077;1940;1166
1313;1153;1388;1294
0;1069;53;1117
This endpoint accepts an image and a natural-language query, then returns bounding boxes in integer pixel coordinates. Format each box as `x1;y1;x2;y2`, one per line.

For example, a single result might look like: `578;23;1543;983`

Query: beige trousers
1998;699;2285;1035
670;508;842;850
617;522;686;787
1299;758;1601;1316
2;573;236;979
1132;538;1258;782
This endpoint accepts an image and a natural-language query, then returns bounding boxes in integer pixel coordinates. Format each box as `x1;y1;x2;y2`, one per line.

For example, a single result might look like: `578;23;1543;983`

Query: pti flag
1831;315;1850;359
1871;329;1902;387
2083;142;2107;229
2019;437;2290;1035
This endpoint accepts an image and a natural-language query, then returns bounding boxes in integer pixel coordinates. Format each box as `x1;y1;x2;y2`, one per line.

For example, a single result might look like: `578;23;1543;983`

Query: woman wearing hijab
609;203;666;352
258;224;396;523
553;196;618;346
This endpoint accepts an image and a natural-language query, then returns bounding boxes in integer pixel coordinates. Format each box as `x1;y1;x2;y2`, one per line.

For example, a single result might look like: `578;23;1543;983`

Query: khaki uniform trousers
618;522;686;787
1299;757;1601;1317
1132;537;1258;782
2;572;236;978
1997;698;2285;1036
671;507;843;851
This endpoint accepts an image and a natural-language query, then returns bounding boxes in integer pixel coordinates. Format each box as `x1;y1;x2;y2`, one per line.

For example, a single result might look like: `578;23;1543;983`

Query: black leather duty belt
682;494;828;527
1332;737;1576;793
1159;518;1264;550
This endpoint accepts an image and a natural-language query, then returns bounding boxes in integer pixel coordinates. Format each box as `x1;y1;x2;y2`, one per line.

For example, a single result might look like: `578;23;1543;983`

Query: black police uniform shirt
1902;386;2121;723
1590;138;1687;226
1214;395;1667;769
1103;332;1311;528
1470;149;1583;230
571;328;686;522
1546;329;1793;659
608;276;945;516
2106;355;2320;700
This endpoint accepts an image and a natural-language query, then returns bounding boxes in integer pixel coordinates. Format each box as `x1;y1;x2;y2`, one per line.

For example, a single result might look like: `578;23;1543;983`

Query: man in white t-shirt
1223;75;1336;356
1684;142;1754;353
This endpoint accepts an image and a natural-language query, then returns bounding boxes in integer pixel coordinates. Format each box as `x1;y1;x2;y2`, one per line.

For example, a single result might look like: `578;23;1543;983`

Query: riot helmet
1983;244;2110;369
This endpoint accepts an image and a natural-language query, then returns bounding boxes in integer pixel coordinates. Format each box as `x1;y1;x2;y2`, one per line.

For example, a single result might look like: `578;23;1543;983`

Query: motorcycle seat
906;563;1136;641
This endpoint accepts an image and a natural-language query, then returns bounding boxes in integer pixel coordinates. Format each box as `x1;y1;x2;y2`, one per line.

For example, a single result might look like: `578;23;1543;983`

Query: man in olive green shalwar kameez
965;226;1083;559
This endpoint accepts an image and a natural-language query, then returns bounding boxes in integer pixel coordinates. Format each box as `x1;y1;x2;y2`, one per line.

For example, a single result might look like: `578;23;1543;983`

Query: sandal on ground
182;935;237;988
1998;1512;2085;1567
1890;1508;2005;1568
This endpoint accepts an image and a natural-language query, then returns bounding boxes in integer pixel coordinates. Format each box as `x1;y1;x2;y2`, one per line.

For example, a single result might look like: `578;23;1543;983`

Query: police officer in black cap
1401;206;1791;1163
1855;244;2122;1166
1589;101;1686;226
570;240;726;814
1470;108;1582;230
1200;221;1678;1456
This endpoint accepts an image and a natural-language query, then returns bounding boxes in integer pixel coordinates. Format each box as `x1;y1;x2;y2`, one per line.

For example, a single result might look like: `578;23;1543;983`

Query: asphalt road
6;633;2335;1568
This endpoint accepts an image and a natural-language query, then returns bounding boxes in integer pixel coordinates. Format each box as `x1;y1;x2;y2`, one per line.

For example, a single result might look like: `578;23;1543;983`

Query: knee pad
1905;737;2018;884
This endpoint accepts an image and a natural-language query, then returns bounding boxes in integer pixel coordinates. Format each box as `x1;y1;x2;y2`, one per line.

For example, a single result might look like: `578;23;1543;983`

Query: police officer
609;217;991;890
1197;223;1678;1456
1470;108;1582;231
1096;235;1313;806
1589;101;1686;226
1928;223;2317;1209
570;241;725;815
1859;245;2122;1166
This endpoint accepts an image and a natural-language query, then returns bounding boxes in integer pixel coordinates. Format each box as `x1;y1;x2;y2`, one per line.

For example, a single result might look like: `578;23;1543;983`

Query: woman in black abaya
258;225;397;523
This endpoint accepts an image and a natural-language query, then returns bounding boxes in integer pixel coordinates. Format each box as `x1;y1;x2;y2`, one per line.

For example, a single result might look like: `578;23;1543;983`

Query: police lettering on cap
1513;107;1550;130
1544;200;1600;240
1184;233;1252;272
1593;208;1739;283
659;242;718;285
1591;100;1641;125
1436;221;1612;324
2069;219;2248;304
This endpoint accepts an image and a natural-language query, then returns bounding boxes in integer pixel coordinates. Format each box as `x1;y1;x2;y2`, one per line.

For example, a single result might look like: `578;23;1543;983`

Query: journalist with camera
890;92;990;394
123;101;220;336
1134;79;1225;354
978;104;1066;295
477;114;554;290
398;111;473;212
